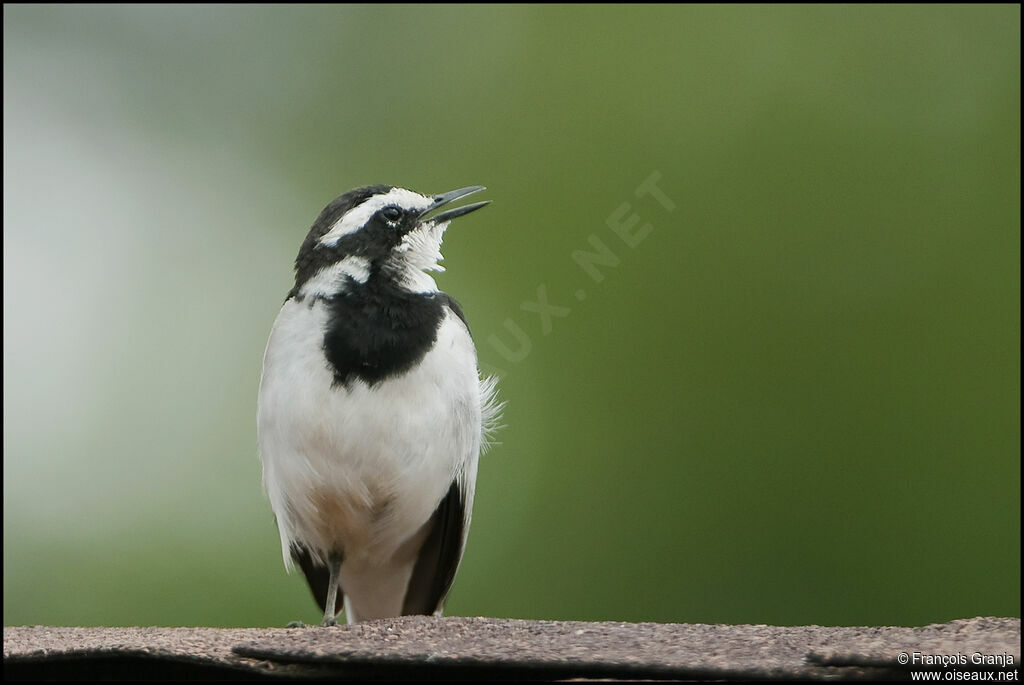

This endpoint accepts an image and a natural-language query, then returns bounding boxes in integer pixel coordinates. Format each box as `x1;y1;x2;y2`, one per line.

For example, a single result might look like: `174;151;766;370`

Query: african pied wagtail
258;185;500;625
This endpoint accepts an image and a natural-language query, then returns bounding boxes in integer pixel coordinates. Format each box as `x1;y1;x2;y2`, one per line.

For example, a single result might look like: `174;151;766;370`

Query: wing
401;477;470;615
401;295;479;615
290;543;344;615
437;293;472;338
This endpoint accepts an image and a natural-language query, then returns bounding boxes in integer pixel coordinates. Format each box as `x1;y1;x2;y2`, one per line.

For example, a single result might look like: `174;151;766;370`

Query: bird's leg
321;552;343;627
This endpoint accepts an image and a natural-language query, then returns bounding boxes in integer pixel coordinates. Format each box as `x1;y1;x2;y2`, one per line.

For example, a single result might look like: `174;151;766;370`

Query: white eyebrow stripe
318;188;433;246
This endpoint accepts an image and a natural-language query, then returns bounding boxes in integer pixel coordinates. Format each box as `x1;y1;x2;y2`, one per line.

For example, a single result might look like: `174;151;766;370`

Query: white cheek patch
319;188;433;247
299;256;371;298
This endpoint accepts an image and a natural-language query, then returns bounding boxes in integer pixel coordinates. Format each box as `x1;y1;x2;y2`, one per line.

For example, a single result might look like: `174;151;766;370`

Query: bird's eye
381;207;402;223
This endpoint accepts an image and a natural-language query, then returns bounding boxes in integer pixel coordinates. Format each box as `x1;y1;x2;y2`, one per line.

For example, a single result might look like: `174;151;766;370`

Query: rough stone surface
4;616;1019;681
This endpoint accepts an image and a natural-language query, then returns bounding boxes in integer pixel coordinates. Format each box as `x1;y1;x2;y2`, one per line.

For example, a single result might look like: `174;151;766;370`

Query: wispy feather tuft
478;374;506;454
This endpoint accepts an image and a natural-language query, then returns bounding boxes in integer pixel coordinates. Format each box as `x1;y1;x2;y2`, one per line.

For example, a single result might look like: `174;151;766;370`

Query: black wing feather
438;293;472;338
402;480;467;615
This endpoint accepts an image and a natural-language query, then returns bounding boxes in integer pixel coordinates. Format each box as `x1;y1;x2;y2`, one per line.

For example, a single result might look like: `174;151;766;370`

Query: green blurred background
3;5;1019;628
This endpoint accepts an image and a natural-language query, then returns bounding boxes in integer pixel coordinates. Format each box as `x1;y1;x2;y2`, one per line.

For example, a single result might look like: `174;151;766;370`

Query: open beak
419;186;489;224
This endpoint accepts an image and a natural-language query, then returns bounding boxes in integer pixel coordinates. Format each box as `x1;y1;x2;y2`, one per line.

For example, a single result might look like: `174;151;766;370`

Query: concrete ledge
4;616;1019;681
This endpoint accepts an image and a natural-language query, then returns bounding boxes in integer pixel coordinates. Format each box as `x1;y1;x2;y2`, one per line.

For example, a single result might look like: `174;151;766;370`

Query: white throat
385;219;449;293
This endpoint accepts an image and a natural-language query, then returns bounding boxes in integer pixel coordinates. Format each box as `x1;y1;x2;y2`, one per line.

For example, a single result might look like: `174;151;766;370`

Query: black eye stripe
381;206;402;222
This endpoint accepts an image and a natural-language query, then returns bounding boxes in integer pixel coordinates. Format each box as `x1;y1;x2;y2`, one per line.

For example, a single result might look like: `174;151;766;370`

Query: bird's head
290;185;488;299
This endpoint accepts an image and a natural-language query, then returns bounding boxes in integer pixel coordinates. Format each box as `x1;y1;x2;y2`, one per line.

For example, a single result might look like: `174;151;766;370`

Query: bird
257;184;501;626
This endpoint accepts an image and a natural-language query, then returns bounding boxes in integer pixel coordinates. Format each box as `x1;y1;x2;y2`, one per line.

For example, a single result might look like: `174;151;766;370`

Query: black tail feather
290;544;345;615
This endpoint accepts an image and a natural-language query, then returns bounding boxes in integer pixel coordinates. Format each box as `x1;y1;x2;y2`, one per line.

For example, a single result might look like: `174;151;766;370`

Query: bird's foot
321;617;339;627
285;620;308;628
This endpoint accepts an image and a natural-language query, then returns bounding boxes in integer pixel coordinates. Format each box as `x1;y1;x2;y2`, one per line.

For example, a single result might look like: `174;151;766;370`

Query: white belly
257;297;482;568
